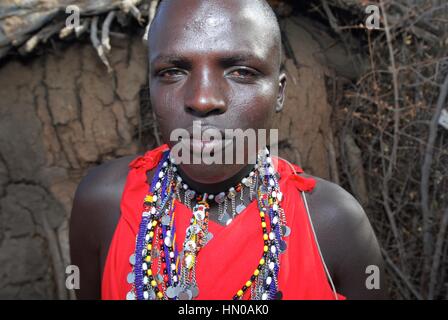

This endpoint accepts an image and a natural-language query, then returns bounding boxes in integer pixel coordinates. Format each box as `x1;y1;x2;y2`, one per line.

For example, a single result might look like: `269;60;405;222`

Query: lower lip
177;138;232;155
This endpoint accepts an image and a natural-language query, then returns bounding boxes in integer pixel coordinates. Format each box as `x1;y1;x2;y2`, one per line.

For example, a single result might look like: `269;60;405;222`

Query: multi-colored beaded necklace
126;148;290;300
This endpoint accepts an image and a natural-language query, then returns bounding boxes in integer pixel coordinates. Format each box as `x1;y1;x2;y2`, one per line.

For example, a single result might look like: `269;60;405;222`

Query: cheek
150;85;182;140
229;81;277;129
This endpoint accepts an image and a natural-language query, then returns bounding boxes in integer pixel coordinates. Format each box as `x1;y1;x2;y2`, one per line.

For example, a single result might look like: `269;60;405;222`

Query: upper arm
69;156;132;299
307;178;388;300
69;167;103;300
333;195;388;299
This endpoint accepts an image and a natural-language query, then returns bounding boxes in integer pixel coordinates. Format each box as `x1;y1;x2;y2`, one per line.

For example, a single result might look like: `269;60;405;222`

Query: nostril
185;106;195;114
205;108;225;117
184;105;225;118
184;96;227;117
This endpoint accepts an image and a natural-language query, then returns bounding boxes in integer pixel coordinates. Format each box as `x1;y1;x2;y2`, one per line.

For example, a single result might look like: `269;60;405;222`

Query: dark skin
70;0;388;300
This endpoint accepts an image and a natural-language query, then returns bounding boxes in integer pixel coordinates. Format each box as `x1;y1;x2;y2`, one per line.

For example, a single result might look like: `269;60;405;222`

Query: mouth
181;124;233;156
190;137;232;155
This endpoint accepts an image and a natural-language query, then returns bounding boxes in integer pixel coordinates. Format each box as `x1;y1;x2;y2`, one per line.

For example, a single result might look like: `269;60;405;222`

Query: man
70;0;387;300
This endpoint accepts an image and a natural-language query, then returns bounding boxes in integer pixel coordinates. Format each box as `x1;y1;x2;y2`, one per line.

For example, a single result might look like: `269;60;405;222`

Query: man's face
148;0;285;183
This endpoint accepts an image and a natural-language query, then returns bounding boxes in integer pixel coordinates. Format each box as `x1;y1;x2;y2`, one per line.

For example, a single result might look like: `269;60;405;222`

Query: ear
275;72;287;113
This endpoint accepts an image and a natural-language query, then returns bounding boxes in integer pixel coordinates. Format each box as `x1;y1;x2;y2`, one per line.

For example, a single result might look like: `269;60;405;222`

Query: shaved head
148;0;282;69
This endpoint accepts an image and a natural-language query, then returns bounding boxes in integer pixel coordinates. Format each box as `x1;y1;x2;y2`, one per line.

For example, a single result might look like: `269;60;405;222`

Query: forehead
149;1;278;62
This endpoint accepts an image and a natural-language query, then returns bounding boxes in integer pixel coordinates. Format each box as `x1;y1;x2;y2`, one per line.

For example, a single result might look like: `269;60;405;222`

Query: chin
179;162;245;185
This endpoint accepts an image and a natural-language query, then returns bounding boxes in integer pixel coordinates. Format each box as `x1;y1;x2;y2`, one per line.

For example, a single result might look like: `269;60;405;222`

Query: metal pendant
242;177;252;187
218;212;230;223
194;209;205;221
274;290;283;300
129;254;136;266
143;289;155;300
166;286;177;299
185;189;196;199
161;215;171;226
126;291;136;300
178;289;193;300
189;224;201;234
148;290;156;300
215;192;226;204
190;286;199;298
235;203;246;214
156;274;164;284
281;225;291;237
204;232;214;244
185;240;196;251
279;240;287;253
127;272;135;284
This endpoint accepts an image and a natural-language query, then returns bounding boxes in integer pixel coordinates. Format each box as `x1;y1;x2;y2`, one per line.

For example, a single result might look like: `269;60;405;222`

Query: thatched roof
1;0;445;84
0;0;370;63
0;0;159;66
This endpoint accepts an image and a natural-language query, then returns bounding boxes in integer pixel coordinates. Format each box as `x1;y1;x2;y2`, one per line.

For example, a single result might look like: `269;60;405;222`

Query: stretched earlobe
275;73;287;113
275;101;283;113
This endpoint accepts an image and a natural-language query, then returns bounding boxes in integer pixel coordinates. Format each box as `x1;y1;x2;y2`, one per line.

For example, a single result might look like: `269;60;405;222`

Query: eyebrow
218;53;265;67
151;52;265;67
151;54;192;69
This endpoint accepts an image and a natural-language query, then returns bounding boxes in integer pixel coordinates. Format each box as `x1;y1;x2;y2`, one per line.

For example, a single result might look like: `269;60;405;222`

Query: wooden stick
101;11;116;53
90;16;113;73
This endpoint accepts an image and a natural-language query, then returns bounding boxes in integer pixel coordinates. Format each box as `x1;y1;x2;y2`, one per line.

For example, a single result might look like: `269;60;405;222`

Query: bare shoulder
305;176;367;232
69;154;139;299
76;154;138;195
302;175;388;299
70;154;140;248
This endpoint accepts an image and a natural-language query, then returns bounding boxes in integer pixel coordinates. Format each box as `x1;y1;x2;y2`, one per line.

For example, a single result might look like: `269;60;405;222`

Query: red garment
101;145;346;300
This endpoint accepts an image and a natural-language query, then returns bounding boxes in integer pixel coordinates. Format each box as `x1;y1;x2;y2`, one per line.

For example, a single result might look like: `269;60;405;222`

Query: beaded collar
126;148;290;300
170;160;259;226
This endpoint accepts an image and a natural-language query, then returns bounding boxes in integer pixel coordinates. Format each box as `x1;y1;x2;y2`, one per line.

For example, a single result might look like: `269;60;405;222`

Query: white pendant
164;237;172;247
126;291;136;300
127;272;135;284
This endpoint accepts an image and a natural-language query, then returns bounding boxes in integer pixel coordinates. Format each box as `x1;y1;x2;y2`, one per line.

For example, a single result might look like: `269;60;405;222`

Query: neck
176;163;256;195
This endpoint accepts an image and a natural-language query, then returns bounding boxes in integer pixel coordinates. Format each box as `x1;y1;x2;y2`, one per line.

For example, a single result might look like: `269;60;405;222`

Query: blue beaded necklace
126;148;290;300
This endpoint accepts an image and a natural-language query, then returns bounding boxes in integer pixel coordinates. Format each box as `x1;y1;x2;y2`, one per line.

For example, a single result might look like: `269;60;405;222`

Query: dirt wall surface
0;19;336;299
274;18;334;179
0;34;147;299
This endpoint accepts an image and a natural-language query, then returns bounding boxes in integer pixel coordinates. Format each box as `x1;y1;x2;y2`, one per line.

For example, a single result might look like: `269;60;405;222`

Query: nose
184;68;227;117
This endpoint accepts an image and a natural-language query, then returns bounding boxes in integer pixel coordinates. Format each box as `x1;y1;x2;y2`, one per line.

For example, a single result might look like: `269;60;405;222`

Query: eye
157;68;186;80
227;67;260;81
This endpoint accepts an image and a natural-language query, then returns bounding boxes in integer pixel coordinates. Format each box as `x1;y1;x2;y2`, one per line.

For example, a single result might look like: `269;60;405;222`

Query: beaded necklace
126;148;290;300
